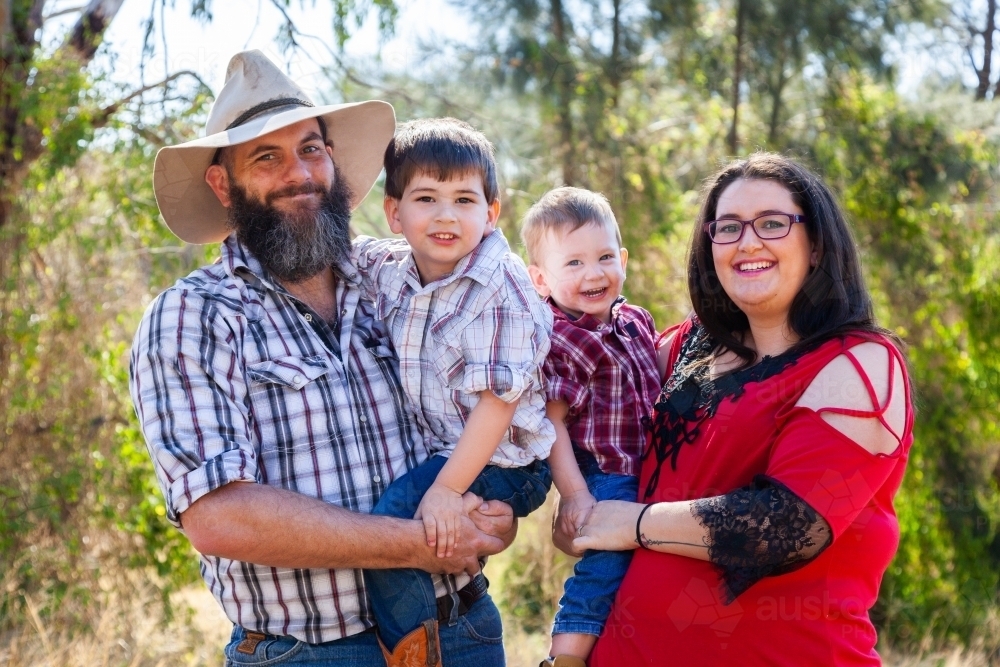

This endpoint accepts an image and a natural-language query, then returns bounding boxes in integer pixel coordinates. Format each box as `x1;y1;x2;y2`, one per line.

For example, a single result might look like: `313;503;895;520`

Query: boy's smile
528;222;628;324
385;171;500;284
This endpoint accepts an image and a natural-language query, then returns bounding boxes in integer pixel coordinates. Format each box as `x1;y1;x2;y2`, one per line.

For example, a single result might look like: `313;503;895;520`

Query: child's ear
486;198;501;233
620;247;629;274
527;264;551;297
384;197;403;235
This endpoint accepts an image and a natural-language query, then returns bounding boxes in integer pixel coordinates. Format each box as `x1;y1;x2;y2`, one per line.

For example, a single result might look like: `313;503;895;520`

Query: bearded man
130;50;513;667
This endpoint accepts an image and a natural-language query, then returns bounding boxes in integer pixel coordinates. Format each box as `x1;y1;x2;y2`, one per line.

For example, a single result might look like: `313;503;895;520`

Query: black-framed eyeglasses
703;213;807;245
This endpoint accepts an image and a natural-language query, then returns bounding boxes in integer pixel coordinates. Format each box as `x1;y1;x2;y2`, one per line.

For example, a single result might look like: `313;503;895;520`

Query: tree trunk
0;0;11;56
551;0;577;185
609;0;622;108
989;0;1000;99
975;0;997;100
65;0;126;61
767;43;789;146
0;0;124;233
728;0;745;155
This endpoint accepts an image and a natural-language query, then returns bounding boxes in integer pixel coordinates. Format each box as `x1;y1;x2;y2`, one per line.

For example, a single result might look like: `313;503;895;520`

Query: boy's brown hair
520;186;621;264
383;117;499;203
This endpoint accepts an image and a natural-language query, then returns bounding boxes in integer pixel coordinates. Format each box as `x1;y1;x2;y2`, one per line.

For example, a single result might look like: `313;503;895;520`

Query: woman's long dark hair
688;153;897;366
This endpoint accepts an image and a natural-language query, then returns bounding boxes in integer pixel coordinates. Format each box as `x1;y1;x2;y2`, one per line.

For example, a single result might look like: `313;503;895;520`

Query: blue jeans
222;593;505;666
552;451;638;637
365;455;551;648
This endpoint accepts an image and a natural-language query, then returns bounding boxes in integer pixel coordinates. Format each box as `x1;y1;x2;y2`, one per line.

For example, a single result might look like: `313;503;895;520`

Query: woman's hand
573;500;645;552
552;489;597;557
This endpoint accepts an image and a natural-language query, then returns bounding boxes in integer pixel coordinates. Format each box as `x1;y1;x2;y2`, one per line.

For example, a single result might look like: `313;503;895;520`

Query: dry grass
1;500;995;667
0;583;230;667
1;578;997;667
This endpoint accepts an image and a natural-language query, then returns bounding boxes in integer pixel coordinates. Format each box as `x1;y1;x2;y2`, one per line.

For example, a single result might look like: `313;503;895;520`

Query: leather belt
436;574;488;622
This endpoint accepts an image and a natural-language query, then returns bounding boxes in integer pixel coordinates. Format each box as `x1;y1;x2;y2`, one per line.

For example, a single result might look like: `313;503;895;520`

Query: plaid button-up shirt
129;236;433;643
351;229;555;467
543;297;661;476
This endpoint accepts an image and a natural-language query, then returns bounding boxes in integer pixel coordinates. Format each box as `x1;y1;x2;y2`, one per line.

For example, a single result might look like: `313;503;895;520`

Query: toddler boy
352;118;554;662
522;187;661;667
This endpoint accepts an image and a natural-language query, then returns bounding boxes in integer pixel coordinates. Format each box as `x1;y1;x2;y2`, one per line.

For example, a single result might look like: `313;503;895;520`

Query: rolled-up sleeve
129;287;257;527
543;352;591;417
543;327;599;418
458;303;548;404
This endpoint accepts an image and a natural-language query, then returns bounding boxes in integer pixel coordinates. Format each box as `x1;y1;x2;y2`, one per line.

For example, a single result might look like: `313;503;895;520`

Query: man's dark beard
227;174;353;284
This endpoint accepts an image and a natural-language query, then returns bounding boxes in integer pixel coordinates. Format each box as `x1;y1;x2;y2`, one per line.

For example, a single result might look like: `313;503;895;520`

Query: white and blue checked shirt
351;229;556;467
130;235;448;643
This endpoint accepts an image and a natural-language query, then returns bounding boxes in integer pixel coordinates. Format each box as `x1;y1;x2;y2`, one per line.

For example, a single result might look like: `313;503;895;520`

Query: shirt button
373;475;381;483
341;308;348;316
350;273;357;279
304;313;312;322
292;374;303;384
407;370;416;377
359;415;367;423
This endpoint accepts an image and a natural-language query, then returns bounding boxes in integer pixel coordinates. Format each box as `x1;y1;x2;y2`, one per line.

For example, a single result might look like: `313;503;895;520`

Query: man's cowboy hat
153;50;395;244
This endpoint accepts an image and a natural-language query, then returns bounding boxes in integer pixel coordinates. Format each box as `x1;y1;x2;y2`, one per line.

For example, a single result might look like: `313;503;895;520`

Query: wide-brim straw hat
153;50;395;244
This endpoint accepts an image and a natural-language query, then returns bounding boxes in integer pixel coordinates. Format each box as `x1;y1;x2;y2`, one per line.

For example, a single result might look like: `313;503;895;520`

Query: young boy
521;187;661;667
352;117;555;661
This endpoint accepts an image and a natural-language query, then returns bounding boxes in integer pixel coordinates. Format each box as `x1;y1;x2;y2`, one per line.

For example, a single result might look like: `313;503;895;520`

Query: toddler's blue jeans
365;454;551;649
552;451;637;637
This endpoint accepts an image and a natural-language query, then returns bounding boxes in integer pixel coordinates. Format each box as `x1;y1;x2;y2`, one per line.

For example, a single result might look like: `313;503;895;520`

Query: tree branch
728;0;746;155
268;0;300;52
95;70;212;127
62;0;125;62
44;5;89;21
0;0;12;56
28;0;45;34
263;0;484;121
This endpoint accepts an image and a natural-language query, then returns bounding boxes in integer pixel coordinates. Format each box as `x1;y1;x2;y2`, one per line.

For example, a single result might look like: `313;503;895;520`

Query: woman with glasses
569;153;912;666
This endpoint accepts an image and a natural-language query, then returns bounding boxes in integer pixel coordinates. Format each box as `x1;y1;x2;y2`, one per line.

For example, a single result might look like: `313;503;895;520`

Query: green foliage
381;6;1000;650
790;78;1000;650
266;0;399;51
0;115;212;633
488;495;575;635
0;0;997;659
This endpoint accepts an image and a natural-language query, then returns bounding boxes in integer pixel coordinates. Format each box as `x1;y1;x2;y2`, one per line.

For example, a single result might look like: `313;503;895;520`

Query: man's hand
408;494;507;575
552;489;596;557
415;482;467;557
469;497;516;552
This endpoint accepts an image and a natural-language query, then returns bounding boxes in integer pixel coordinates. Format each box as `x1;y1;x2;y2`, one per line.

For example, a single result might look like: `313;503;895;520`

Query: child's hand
553;489;597;555
414;482;466;558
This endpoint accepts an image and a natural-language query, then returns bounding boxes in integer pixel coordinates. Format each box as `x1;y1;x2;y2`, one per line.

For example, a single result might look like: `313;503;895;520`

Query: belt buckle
436;575;487;622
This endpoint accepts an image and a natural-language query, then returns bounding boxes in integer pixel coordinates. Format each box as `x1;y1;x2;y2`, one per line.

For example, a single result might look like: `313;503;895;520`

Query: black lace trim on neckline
641;321;806;500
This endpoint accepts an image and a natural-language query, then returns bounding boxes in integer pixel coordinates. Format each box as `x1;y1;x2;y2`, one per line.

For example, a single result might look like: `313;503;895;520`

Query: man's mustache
265;182;326;205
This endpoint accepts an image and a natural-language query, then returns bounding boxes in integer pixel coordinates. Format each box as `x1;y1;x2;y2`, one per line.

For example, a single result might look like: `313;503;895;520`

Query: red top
590;319;912;666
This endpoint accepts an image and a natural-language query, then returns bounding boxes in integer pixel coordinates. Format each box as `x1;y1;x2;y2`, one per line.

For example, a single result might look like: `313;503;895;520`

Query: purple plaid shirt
129;236;430;643
543;297;661;476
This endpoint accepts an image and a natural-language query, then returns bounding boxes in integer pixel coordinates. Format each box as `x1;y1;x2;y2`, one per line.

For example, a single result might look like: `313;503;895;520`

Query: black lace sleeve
690;475;832;603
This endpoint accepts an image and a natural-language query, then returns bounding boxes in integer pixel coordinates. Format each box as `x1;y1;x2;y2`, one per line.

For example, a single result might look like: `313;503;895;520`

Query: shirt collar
546;295;628;332
400;228;511;291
